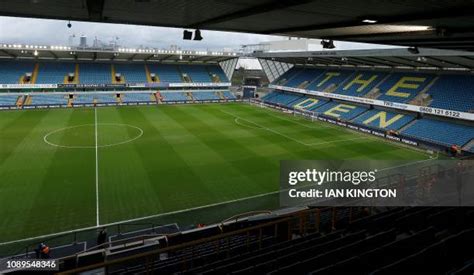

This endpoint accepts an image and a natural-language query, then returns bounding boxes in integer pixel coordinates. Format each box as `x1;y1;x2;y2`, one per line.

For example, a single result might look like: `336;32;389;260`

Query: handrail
220;210;273;225
56;215;294;274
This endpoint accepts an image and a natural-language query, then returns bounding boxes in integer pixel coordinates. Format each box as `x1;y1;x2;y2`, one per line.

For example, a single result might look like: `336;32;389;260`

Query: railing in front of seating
56;206;368;274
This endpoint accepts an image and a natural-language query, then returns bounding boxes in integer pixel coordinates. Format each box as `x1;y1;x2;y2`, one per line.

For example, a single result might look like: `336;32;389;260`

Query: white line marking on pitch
0;189;281;247
95;107;99;227
221;109;366;147
43;123;143;149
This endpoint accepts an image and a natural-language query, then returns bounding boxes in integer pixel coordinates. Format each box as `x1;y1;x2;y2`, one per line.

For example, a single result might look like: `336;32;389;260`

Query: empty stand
0;61;35;84
148;64;182;83
402;118;474;147
161;91;189;102
29;94;69;106
79;63;111;84
374;72;436;103
0;95;22;107
427;75;474;112
35;62;75;84
180;65;212;82
206;65;229;83
121;93;154;103
352;109;415;131
114;63;148;83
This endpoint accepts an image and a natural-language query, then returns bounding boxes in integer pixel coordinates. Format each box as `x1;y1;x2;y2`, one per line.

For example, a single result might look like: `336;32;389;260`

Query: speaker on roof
321;39;335;49
183;30;193;40
194;29;203;41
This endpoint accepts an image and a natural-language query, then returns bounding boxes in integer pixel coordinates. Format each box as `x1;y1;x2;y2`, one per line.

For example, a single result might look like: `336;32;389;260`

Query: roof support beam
189;0;314;28
263;8;474;35
87;0;105;21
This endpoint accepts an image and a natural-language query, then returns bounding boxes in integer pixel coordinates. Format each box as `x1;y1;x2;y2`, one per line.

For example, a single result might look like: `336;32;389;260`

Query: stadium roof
0;44;238;63
254;48;474;71
1;0;474;51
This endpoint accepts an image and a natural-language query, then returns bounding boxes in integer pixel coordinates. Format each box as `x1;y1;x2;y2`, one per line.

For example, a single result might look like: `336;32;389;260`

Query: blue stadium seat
192;91;220;101
273;67;303;85
402;119;474;147
79;63;111;84
352;109;415;130
206;65;229;82
30;94;69;105
0;95;20;106
73;93;116;104
427;75;474;112
377;73;435;103
114;64;147;83
179;65;212;82
262;91;303;107
222;91;236;99
73;94;96;104
148;64;182;83
0;61;35;84
306;70;355;91
313;101;368;120
284;69;325;88
291;96;329;111
36;62;75;84
122;93;153;103
161;92;188;101
334;71;387;97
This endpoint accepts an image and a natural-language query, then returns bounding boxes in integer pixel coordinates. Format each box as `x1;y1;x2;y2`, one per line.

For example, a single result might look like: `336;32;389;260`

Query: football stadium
1;1;474;274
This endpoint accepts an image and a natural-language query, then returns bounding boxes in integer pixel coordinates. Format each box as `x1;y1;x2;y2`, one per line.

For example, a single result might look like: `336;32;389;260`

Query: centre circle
44;123;143;149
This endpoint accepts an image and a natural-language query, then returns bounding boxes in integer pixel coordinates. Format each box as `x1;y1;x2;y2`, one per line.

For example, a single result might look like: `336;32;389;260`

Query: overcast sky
0;16;398;69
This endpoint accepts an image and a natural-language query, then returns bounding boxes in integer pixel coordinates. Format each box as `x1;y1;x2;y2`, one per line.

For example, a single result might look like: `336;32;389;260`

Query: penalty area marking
222;109;366;147
43;123;144;149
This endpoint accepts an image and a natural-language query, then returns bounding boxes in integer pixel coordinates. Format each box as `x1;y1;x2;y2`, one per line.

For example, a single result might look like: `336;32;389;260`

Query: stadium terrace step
462;139;474;152
15;95;24;107
185;91;194;101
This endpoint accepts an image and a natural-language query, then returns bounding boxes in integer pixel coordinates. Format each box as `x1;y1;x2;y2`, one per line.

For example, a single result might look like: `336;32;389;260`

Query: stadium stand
161;91;189;102
260;90;474;150
269;66;474;113
147;64;182;83
261;91;304;106
35;62;75;84
273;67;302;85
377;73;436;103
306;70;355;92
121;92;154;103
315;101;367;120
222;91;236;99
79;63;112;84
48;207;474;274
0;95;21;107
334;71;388;97
427;75;474;112
402;118;474;147
192;91;221;101
29;94;68;106
72;94;96;104
284;69;324;88
180;65;212;83
114;63;148;83
0;61;35;84
206;65;229;83
352;109;415;131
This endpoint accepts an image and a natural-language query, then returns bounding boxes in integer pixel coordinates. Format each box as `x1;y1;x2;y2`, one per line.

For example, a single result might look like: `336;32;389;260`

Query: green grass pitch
0;103;428;243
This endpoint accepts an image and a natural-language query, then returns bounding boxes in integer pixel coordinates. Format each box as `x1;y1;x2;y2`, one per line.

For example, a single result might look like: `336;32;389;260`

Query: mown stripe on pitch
166;105;279;194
